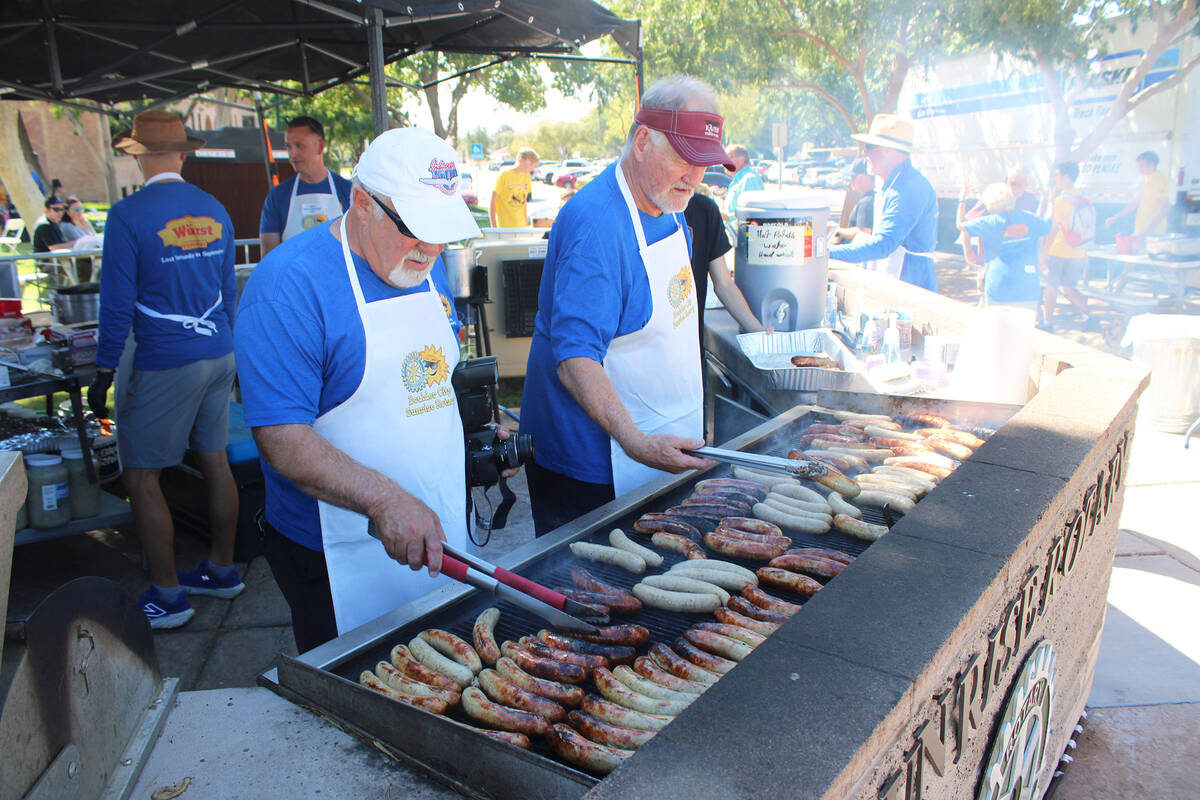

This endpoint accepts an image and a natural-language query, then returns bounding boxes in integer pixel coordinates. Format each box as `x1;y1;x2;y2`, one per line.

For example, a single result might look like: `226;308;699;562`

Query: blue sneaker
178;560;245;599
140;586;195;630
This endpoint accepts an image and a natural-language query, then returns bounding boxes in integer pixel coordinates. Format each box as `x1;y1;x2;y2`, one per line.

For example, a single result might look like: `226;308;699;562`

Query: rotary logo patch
418;158;460;195
157;216;222;250
667;265;693;309
401;345;450;392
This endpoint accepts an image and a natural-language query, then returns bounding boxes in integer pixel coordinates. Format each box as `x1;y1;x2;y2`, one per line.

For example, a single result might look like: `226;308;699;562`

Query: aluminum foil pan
737;329;872;391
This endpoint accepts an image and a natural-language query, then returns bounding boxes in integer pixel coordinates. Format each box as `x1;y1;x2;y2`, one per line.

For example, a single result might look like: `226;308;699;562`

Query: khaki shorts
1044;255;1085;288
117;352;236;469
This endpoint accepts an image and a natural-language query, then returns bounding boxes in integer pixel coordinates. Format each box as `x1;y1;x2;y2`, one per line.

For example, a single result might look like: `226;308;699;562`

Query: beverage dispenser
733;191;830;331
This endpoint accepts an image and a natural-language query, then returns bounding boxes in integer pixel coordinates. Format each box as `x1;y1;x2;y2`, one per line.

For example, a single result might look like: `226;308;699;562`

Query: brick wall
17;102;111;203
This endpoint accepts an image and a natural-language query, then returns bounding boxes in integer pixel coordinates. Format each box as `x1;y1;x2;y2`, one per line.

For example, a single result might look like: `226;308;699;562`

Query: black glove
88;370;114;418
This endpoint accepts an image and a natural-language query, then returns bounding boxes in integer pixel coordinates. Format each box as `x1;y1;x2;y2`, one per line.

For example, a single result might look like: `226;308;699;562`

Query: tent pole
368;7;388;135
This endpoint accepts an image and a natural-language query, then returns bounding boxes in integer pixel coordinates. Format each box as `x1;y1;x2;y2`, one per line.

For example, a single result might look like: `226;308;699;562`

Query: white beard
387;253;435;287
651;183;694;214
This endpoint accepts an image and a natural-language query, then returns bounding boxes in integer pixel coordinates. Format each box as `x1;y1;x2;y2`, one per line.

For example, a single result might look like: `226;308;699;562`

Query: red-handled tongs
367;524;604;634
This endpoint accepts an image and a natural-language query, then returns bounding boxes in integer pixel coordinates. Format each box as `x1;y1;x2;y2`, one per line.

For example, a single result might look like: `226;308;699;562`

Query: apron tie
135;291;222;336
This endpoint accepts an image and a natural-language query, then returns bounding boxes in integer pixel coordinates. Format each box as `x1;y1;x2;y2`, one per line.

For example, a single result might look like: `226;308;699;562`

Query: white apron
318;215;467;634
283;171;343;241
603;167;703;497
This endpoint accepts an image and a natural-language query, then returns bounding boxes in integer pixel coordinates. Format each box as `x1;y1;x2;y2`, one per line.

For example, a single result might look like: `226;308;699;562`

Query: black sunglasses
369;193;417;240
49;205;66;211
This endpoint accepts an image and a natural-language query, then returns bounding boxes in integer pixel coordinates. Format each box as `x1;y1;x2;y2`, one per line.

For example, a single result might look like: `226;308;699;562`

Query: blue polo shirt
520;163;692;485
97;180;236;370
259;172;352;235
964;210;1052;303
235;221;460;550
829;159;939;291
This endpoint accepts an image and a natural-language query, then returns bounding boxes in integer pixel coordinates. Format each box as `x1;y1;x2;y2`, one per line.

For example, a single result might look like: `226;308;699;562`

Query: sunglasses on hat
369;192;418;240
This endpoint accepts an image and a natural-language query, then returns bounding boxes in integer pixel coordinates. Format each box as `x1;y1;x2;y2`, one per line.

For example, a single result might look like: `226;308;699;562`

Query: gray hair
622;75;720;158
981;182;1015;214
351;176;385;220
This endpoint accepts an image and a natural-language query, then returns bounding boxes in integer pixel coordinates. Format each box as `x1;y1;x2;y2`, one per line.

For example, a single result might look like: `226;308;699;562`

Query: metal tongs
367;523;604;634
687;446;829;479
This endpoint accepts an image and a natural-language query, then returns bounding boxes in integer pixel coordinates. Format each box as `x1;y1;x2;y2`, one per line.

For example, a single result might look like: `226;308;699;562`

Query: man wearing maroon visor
520;76;733;535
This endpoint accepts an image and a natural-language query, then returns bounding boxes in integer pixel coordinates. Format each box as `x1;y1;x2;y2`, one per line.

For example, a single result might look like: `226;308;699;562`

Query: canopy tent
0;0;641;131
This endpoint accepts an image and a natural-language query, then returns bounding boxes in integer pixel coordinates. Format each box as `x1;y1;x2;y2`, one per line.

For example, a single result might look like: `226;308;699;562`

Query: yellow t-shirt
1048;189;1085;259
1134;170;1168;235
493;168;532;228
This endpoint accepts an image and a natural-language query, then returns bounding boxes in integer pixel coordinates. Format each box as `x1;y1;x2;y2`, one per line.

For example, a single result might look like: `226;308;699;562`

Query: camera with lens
452;356;534;489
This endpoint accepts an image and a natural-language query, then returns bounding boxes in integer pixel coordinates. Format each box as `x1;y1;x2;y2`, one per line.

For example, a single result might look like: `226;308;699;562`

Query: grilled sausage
680;496;752;515
608;528;664;567
519;637;607;670
593;667;690;715
762;491;832;516
704;531;789;560
567;710;658;750
864;425;924;441
545;723;634;775
740;586;803;616
769;482;828;505
673;637;737;674
851;489;916;514
833;514;889;541
691;621;766;648
500;641;588;684
899;412;951;428
719;516;786;537
713;606;781;636
827;491;862;518
668;558;759;584
684;628;753;661
419;629;482;674
631;583;723;613
803;449;869;472
786;547;854;565
409;635;475;687
790;354;841;369
666;564;756;591
694;478;770;501
633;656;710;695
359;671;449;713
472;608;502;666
571;567;629;596
872;465;941;487
830;410;895;423
926;438;975;461
569;541;646;573
461;686;550;736
389;644;461;692
638;574;729;605
711;524;794;551
855;475;920;500
577;624;651;647
668;503;742;520
537;630;636;665
755;567;823;597
467;727;531;749
691;488;761;508
650;532;707;559
884;452;957;469
870;435;933;452
580;695;675;731
633;514;701;538
727;595;793;623
375;661;461;705
769;553;847;579
916;428;985;448
828;446;894;463
647;643;721;684
477;668;567;722
761;496;833;524
612;665;697;704
806;423;859;437
750;503;831;535
555;588;642;614
730;464;794;487
495;657;585;707
661;512;717;535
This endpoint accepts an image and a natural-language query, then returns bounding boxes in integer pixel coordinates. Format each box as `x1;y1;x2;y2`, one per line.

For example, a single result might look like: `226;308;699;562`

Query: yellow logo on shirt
440;294;454;320
157;216;223;250
667;266;696;329
302;213;329;230
401;345;455;417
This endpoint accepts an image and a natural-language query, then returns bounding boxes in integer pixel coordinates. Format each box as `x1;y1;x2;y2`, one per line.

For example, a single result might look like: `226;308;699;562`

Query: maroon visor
635;107;735;170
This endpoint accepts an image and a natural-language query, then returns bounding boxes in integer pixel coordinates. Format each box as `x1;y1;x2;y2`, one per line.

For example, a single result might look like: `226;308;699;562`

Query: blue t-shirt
829;159;939;292
520;163;692;485
964;210;1052;303
97;180;236;370
258;172;352;235
235;221;461;550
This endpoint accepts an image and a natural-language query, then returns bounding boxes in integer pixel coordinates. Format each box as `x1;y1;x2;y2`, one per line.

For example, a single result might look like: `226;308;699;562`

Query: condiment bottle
24;453;70;529
61;448;101;519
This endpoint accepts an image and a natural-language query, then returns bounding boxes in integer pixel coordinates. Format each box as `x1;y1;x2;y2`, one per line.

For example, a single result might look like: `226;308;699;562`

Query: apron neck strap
615;162;682;251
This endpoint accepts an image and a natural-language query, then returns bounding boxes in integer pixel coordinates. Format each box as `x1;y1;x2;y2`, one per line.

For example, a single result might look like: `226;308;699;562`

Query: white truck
899;19;1200;243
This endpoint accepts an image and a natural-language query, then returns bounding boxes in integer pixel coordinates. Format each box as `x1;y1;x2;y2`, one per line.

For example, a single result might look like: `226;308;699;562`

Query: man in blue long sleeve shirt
829;115;939;292
88;110;243;630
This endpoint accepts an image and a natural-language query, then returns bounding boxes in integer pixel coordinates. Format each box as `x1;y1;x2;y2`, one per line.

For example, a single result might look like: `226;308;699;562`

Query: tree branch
777;0;874;117
770;79;860;135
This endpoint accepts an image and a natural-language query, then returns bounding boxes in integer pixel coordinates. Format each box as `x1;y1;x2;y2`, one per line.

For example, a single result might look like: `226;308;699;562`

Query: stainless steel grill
260;391;1019;799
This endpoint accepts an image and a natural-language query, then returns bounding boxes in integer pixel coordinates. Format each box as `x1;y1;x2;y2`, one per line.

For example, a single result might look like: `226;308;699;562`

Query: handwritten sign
747;219;811;266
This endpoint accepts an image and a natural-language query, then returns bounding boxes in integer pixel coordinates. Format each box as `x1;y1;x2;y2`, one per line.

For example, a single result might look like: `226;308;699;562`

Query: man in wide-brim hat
91;109;245;630
829;114;940;292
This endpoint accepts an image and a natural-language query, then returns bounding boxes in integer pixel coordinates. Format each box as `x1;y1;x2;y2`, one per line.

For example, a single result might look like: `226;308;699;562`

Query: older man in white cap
829;114;939;292
235;128;479;651
520;75;731;536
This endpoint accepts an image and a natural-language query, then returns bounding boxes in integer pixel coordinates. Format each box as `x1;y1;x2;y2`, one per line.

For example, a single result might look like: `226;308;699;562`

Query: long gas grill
260;391;1020;799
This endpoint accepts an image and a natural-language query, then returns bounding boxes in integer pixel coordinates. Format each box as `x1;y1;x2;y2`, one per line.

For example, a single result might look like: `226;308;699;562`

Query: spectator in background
50;179;67;204
33;196;72;253
1040;162;1091;330
723;144;763;221
259;116;352;256
1007;170;1039;213
490;147;539;228
957;182;1051;312
1105;150;1169;237
59;197;97;241
835;159;875;242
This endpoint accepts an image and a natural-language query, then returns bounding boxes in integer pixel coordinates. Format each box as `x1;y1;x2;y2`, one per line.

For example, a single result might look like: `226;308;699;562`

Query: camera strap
467;476;518;547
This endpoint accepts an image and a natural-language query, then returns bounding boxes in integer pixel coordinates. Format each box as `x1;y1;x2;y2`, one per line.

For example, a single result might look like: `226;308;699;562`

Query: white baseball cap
352;127;480;244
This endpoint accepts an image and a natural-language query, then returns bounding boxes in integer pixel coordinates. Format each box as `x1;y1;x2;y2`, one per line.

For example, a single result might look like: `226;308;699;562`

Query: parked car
702;165;732;190
489;159;515;172
459;171;477;206
538;160;560;184
555;168;593;189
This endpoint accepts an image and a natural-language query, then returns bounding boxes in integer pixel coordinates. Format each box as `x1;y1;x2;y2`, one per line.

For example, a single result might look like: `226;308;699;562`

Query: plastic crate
501;258;544;337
